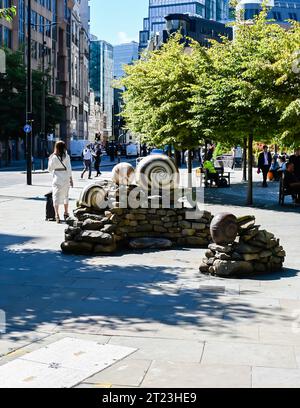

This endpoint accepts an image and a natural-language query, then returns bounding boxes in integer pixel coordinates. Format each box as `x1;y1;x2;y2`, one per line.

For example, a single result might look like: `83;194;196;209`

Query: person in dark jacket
258;145;272;187
289;148;300;180
93;144;102;177
284;162;300;203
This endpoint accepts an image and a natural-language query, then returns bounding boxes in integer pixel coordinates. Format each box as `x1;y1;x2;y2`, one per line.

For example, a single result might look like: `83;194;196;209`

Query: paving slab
252;367;300;388
0;338;136;388
83;359;152;387
201;341;297;368
108;336;204;363
141;361;251;388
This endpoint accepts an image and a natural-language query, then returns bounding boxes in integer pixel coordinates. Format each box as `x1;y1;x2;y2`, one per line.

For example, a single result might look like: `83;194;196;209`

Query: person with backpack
48;141;73;223
81;144;93;179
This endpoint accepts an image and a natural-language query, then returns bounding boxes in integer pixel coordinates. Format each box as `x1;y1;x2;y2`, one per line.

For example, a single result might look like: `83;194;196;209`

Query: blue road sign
24;124;32;134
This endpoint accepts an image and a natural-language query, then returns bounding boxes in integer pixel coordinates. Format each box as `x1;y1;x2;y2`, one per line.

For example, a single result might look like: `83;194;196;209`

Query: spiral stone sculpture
210;213;238;245
78;183;107;210
135;154;179;191
112;163;135;186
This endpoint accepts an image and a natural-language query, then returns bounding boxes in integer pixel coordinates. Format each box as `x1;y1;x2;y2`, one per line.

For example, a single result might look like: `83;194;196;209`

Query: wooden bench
196;167;231;188
215;167;231;187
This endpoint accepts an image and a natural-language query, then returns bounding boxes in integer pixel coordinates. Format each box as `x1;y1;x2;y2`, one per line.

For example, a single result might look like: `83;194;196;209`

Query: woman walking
48;141;73;223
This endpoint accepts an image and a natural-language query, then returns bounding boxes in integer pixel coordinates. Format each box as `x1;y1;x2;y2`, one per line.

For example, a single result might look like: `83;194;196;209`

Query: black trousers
81;160;92;178
262;166;269;186
94;159;101;175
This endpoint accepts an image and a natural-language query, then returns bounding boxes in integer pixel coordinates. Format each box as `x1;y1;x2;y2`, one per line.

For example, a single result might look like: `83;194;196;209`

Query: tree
191;9;300;204
119;34;206;151
0;50;64;162
0;6;16;21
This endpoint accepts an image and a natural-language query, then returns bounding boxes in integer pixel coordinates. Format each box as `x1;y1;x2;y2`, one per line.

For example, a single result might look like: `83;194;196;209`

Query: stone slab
83;359;152;387
252;367;300;388
108;336;204;363
141;361;251;388
0;337;136;388
201;341;297;368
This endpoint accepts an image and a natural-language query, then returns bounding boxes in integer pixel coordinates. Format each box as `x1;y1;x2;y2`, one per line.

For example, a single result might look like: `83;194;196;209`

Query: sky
90;0;149;45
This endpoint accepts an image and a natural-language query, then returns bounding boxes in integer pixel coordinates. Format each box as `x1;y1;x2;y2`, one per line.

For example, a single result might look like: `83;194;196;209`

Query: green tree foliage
0;6;16;21
191;9;300;203
0;50;64;143
118;9;300;203
119;34;207;150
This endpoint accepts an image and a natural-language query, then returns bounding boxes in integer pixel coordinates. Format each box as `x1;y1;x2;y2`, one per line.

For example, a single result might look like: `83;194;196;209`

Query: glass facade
140;0;230;50
90;40;114;136
113;41;139;79
239;0;300;22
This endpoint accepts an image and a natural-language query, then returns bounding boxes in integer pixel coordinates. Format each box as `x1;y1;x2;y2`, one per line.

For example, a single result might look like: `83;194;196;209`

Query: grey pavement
0;167;300;388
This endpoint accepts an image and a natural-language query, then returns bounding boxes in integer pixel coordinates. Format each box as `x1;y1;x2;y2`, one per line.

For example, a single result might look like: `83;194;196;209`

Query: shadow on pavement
0;233;298;345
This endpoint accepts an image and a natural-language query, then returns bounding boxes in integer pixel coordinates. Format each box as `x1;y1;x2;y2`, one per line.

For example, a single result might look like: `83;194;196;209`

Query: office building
139;0;230;50
70;0;90;140
162;12;233;47
90;39;114;139
0;0;91;149
236;0;300;23
113;41;139;79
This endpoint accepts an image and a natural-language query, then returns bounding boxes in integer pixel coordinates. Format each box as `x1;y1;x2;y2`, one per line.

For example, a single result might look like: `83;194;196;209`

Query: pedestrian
269;157;280;181
231;146;236;169
283;162;300;203
48;141;73;224
142;143;148;157
258;145;272;187
109;142;115;162
93;143;102;177
81;144;93;179
203;156;220;187
289;147;300;180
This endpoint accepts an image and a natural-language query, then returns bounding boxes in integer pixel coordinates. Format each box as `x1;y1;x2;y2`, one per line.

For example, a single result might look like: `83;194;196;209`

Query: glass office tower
139;0;229;50
90;40;114;138
237;0;300;22
114;42;139;79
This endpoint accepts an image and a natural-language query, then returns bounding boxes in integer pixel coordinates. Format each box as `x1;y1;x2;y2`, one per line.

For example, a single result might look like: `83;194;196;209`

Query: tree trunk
4;138;9;167
243;137;247;182
167;145;172;158
204;140;208;160
175;148;181;167
247;133;253;206
188;149;193;188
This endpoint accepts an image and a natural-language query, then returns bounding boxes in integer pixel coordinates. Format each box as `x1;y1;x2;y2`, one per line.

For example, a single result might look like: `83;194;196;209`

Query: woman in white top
48;141;73;223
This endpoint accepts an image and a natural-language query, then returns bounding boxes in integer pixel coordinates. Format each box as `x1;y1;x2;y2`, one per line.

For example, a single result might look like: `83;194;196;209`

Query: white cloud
116;31;138;45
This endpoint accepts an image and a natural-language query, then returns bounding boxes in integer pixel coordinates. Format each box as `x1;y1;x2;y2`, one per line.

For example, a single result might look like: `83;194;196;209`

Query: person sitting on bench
284;162;300;203
203;158;220;187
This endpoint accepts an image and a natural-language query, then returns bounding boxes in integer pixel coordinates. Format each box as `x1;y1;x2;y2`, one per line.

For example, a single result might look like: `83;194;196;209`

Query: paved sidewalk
0;170;300;388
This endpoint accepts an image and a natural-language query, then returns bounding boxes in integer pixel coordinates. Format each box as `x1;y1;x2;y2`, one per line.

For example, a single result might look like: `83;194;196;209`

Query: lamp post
26;0;32;185
39;22;58;170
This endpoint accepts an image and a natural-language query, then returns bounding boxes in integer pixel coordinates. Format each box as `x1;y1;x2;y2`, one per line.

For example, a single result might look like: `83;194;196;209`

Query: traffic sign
24;124;32;134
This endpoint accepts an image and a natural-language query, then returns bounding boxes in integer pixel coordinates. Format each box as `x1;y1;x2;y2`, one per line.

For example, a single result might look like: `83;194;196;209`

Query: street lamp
26;0;32;185
26;4;58;182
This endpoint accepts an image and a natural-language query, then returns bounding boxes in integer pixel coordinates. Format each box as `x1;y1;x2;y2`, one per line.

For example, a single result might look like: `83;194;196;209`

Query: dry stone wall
62;205;213;255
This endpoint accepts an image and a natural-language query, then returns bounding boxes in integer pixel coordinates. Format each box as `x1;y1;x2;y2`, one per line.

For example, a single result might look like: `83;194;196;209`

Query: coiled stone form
210;213;238;245
135;154;179;191
78;183;107;210
112;163;135;186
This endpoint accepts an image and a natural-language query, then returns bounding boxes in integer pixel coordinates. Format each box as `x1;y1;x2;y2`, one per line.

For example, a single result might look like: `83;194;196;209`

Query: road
0;156;133;189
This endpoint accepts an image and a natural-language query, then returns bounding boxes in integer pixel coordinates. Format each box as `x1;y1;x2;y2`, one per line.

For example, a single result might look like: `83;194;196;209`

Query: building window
273;12;282;21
